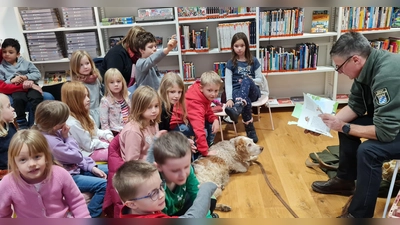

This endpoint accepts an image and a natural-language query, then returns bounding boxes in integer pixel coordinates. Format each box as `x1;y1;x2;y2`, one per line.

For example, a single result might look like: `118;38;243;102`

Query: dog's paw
220;185;225;190
215;204;232;212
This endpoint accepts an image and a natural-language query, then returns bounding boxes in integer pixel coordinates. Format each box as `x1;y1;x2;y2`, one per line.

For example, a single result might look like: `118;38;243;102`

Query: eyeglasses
131;183;164;201
335;55;353;72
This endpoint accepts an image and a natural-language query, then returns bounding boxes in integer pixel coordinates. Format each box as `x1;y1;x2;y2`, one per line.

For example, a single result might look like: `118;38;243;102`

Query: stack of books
65;32;99;59
19;8;61;30
25;32;65;61
61;7;95;28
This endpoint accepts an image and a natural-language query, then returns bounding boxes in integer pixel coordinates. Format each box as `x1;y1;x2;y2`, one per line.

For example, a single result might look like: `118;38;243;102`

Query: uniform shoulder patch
374;88;390;106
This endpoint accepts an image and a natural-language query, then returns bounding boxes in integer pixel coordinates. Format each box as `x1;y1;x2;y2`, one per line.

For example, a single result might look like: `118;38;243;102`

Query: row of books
65;32;100;59
180;25;210;51
259;8;304;38
101;17;134;26
213;62;227;78
20;8;60;30
25;32;65;61
182;61;196;81
259;43;319;72
340;7;397;32
60;7;95;28
216;21;256;51
369;37;400;53
177;7;256;20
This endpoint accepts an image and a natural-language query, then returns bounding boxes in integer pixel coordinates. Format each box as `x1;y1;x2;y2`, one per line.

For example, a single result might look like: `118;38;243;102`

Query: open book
291;93;339;137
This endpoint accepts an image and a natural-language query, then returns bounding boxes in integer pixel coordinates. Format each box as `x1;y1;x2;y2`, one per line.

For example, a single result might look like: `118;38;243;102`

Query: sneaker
222;116;235;124
211;213;219;218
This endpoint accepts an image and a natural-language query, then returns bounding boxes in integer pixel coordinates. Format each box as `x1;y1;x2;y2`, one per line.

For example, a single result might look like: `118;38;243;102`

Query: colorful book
311;10;329;33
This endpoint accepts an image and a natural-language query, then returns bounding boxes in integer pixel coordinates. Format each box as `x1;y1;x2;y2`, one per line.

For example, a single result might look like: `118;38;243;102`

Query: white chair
214;104;237;141
383;159;400;218
251;94;275;130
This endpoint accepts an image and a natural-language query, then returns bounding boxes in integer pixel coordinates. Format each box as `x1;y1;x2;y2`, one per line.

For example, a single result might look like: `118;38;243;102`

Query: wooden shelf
263;66;335;76
259;32;338;41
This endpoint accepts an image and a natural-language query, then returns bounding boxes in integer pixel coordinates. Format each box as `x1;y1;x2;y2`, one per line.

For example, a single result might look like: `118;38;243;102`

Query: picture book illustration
291;93;338;137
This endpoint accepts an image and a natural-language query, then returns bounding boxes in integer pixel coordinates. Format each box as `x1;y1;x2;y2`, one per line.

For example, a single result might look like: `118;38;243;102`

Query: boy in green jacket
153;131;218;218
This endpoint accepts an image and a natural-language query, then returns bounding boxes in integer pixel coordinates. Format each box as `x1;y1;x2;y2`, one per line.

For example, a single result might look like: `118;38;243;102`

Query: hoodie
0;80;26;94
0;56;41;83
170;81;217;156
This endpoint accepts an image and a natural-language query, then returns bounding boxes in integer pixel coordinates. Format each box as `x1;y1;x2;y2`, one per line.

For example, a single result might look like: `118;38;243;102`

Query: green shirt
162;166;212;218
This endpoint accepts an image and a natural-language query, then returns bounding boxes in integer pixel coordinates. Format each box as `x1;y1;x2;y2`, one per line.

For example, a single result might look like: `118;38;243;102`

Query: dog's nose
260;146;264;151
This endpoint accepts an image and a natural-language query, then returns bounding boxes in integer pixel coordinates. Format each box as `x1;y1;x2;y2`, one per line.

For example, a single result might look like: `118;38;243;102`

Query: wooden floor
213;107;388;218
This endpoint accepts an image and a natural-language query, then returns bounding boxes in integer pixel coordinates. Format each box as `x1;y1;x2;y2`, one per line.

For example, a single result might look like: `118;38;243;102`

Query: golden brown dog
192;136;264;211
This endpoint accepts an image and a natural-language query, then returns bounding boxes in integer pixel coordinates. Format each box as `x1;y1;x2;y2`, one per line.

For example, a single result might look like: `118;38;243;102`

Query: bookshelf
11;6;400;105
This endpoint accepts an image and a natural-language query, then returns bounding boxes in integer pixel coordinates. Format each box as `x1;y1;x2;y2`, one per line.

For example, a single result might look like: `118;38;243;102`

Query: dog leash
253;160;299;218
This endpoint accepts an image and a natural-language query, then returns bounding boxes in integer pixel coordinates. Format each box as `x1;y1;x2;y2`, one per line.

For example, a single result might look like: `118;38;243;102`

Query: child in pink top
0;129;90;218
119;85;165;162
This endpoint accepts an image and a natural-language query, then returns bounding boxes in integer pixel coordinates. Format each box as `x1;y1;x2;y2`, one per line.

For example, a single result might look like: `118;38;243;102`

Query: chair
383;160;400;218
251;94;275;130
214;104;237;141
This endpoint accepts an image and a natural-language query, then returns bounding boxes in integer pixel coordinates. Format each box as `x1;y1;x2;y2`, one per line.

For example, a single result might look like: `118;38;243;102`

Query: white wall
0;7;29;59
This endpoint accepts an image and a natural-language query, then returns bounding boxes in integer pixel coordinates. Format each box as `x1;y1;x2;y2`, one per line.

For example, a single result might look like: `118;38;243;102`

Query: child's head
134;31;157;58
0;93;15;137
230;32;253;67
8;129;54;184
104;68;128;100
113;160;165;214
129;85;161;129
70;50;102;83
199;71;222;101
61;81;95;136
121;26;146;53
154;131;192;185
34;100;70;134
1;38;21;64
158;72;187;119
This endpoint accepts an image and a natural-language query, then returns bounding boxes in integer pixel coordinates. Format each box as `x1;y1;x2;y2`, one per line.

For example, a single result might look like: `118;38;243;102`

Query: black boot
244;122;258;143
224;102;243;124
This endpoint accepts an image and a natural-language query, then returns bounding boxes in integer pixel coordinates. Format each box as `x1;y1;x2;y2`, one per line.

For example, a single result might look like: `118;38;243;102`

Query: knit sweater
0;165;90;218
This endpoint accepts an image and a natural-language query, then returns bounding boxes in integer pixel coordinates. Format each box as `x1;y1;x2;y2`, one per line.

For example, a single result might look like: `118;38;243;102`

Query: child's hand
167;35;177;51
155;130;168;138
31;84;43;94
92;166;107;179
188;138;197;153
225;99;234;107
61;124;70;139
211;119;220;134
23;80;34;89
11;76;24;84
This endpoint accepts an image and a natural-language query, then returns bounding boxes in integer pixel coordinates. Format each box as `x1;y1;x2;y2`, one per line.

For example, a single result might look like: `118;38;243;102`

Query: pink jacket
0;165;90;218
99;95;131;132
119;121;158;161
102;134;124;218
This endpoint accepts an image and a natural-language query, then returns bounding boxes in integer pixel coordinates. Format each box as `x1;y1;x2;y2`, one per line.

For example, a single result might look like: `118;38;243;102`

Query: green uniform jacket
348;48;400;142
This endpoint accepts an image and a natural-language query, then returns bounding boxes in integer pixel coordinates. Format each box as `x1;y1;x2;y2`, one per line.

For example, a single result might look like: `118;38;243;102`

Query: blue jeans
173;123;195;138
72;164;108;218
232;77;260;122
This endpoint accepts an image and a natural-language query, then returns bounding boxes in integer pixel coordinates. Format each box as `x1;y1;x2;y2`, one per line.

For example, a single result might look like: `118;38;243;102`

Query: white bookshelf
12;6;400;106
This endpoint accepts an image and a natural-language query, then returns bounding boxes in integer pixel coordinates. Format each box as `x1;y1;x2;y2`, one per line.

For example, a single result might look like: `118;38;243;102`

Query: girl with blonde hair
34;100;107;218
0;129;90;218
0;93;17;179
70;50;103;128
61;82;114;162
99;68;131;135
119;85;164;162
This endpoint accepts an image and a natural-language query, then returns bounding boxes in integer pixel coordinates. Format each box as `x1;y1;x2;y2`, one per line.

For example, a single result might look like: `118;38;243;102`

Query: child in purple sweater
33;100;107;218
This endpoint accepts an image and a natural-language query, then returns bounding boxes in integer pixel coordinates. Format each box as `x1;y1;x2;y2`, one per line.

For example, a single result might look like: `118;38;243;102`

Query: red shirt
0;80;26;94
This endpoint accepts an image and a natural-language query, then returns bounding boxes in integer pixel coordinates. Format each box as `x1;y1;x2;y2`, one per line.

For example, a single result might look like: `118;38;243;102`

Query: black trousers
337;115;400;217
12;89;43;120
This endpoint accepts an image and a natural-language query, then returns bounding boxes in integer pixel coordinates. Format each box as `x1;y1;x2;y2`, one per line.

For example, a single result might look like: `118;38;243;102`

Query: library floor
213;107;388;218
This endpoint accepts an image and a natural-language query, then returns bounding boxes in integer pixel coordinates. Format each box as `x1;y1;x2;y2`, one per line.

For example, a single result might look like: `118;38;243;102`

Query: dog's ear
234;138;250;162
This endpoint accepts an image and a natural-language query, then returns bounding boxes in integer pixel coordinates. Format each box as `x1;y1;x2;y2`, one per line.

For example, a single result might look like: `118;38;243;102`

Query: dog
192;136;264;211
